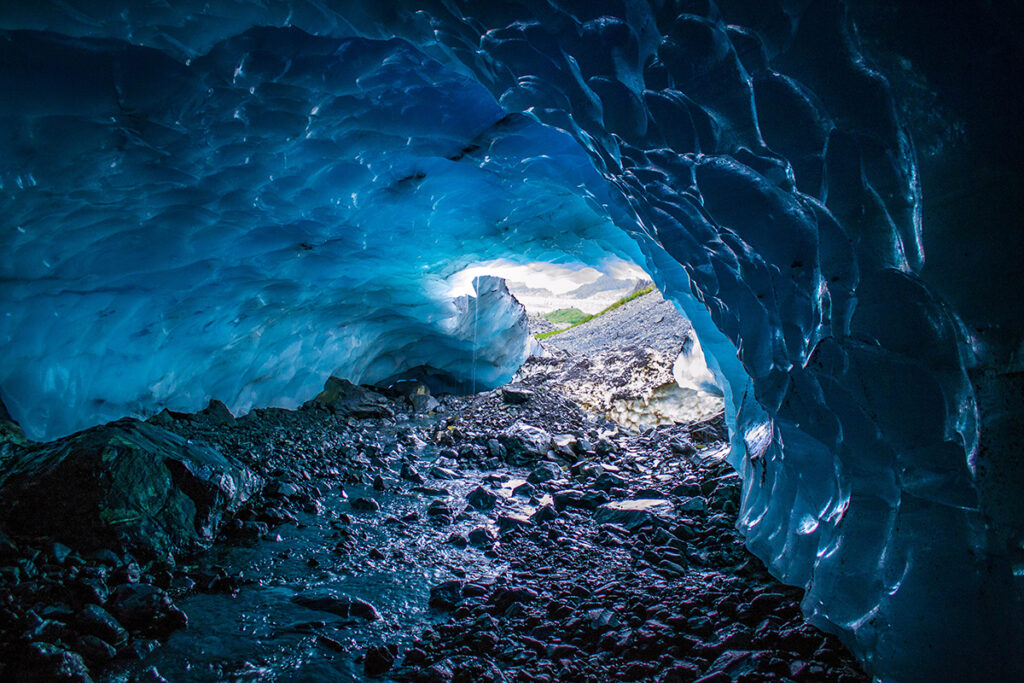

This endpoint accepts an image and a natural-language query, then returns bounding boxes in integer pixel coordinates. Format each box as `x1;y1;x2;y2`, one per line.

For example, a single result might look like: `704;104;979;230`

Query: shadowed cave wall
1;1;1021;680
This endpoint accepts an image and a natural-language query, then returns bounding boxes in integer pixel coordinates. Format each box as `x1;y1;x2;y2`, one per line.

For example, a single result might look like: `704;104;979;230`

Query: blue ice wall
1;2;1021;680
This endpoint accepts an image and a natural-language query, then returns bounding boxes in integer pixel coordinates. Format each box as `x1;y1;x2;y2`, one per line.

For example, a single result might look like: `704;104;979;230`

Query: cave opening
1;1;1023;682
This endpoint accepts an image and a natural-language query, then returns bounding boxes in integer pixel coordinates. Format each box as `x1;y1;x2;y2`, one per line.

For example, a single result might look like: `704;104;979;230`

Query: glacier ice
1;1;1022;680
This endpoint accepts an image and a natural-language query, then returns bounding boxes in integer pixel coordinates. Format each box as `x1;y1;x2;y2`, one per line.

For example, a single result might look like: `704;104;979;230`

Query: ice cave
0;1;1021;681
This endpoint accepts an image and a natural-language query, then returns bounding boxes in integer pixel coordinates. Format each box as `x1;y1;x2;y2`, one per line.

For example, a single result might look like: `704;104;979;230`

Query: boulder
0;419;261;559
499;422;552;465
501;385;534;405
409;393;440;413
313;377;394;419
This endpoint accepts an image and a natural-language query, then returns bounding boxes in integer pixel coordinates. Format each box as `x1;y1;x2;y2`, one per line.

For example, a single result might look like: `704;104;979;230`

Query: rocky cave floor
0;383;868;683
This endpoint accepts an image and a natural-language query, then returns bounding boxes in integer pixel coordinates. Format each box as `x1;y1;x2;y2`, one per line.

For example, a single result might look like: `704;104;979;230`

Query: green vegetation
535;285;654;340
542;307;589;325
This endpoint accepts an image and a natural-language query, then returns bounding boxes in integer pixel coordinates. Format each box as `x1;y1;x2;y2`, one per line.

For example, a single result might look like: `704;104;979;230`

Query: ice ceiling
1;1;1021;681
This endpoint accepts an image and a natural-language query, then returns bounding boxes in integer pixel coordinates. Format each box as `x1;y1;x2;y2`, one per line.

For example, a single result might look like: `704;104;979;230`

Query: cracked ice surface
1;2;1021;680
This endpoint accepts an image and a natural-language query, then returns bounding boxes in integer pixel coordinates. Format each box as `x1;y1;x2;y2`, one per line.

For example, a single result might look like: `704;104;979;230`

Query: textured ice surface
1;2;1021;680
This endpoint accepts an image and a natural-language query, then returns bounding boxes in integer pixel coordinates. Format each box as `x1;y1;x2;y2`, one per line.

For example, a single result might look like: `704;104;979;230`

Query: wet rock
73;577;110;605
468;527;496;547
400;463;426;484
364;644;396;676
75;604;128;646
497;514;533;535
429;580;465;611
291;589;380;621
0;419;260;558
428;466;459;480
132;666;169;682
75;634;117;664
350;497;381;512
14;642;93;682
109;584;187;637
489;586;538;611
466;486;498;510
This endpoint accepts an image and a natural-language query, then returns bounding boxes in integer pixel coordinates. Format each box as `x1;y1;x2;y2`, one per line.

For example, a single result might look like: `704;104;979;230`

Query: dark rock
584;607;620;631
109;584;187;636
501;385;534;405
486;438;506;459
409;394;440;413
0;419;260;558
350;497;381;512
530;504;558;524
15;642;93;682
73;577;110;605
551;488;606;511
511;481;535;498
499;422;552;464
198;399;234;426
400;463;426;484
428;466;459;480
468;526;496;547
429;580;465;611
0;395;28;453
466;485;498;510
527;462;560;484
427;500;455;518
131;666;169;682
497;514;533;535
75;604;128;646
364;644;396;676
74;635;116;664
314;377;393;419
291;589;380;621
489;586;538;611
594;499;675;528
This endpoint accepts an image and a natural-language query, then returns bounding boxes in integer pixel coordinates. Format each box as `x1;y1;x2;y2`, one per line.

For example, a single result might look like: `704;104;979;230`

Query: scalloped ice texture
0;2;1020;681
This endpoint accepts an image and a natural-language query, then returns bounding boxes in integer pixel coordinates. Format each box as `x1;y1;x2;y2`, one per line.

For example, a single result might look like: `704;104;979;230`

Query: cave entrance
442;257;725;434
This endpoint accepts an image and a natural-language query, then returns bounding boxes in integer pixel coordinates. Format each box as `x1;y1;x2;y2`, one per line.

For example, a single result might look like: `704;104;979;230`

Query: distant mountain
504;275;653;315
565;275;650;298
